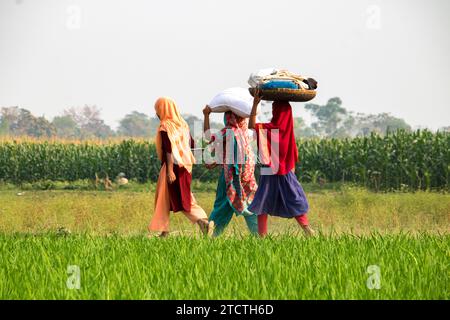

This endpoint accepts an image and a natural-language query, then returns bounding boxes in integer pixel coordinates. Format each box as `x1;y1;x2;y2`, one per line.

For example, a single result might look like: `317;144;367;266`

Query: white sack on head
208;87;255;118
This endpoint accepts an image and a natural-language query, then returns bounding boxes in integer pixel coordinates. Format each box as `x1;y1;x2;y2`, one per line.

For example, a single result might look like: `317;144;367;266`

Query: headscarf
212;112;257;215
154;97;195;173
256;101;298;175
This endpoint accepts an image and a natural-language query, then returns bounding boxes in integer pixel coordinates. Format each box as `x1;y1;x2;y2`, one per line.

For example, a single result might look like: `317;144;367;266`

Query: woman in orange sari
148;97;214;237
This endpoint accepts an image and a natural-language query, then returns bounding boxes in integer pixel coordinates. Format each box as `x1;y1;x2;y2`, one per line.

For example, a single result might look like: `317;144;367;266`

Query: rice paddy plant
0;233;448;299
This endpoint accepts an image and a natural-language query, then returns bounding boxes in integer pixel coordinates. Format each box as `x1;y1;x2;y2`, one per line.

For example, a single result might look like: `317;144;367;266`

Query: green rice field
0;233;448;299
0;182;448;299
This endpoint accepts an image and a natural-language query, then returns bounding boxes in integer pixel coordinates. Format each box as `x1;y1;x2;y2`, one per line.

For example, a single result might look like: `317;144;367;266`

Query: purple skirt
248;171;309;218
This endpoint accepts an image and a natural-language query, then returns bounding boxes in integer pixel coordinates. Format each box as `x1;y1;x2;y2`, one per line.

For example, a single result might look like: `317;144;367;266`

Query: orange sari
149;97;207;232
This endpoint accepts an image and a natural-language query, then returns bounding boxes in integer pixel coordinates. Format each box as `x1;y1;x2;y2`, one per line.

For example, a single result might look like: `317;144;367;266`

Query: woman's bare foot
197;219;214;237
259;233;267;238
207;221;215;237
302;225;316;237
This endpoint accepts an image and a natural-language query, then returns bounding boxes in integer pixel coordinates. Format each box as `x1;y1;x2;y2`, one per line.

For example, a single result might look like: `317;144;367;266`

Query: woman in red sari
248;90;315;236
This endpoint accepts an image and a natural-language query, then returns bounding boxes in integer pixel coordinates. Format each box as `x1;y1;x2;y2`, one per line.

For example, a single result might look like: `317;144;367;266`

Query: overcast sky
1;0;449;129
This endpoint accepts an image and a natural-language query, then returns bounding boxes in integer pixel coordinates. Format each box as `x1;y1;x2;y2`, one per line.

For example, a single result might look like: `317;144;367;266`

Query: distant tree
303;98;412;137
83;120;114;139
64;105;114;139
305;97;349;137
182;113;230;139
147;116;162;138
354;113;411;135
0;107;55;137
32;116;56;137
0;107;19;135
438;126;450;133
16;109;55;137
182;114;201;130
293;117;317;138
52;115;79;138
0;118;8;135
117;111;157;137
376;113;411;133
0;109;11;135
64;105;98;128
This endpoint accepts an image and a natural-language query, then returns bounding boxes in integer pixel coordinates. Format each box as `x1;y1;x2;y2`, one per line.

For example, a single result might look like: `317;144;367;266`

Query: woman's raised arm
203;105;212;141
248;89;262;130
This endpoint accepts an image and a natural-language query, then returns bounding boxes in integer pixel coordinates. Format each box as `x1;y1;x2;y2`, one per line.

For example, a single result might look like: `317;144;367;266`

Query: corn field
0;130;449;190
297;130;449;191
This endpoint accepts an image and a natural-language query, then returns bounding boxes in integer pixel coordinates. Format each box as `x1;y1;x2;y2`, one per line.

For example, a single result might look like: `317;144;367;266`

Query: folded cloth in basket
248;68;314;89
260;80;300;90
208;87;255;118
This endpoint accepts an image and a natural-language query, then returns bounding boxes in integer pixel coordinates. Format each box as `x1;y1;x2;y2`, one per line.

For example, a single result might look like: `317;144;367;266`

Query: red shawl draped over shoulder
255;101;298;175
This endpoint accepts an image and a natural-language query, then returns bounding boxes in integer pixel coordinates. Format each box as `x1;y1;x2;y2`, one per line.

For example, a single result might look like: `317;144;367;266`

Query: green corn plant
0;130;449;191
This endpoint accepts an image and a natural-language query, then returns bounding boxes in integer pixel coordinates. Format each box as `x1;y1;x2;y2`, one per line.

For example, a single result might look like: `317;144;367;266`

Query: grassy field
1;182;448;235
0;234;448;300
0;182;449;299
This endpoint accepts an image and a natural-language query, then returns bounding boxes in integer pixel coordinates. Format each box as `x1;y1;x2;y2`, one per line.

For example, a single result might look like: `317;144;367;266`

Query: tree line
1;97;447;139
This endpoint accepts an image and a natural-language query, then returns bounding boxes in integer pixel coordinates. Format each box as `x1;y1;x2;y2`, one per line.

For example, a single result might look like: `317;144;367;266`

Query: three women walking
148;91;314;237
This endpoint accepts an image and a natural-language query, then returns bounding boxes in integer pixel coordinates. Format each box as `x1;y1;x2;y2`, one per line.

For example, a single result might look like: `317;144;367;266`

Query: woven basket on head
249;88;316;102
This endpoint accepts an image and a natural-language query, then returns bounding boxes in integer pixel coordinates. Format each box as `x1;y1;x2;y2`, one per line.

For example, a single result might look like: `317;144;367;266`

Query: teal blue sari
209;169;258;236
207;113;258;237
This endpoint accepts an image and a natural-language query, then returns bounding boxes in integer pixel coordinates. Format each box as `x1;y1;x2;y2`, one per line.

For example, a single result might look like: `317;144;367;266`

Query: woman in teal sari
203;106;258;236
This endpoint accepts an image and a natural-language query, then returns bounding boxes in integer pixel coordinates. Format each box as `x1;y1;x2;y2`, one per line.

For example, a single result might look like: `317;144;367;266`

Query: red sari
255;101;298;175
248;101;310;232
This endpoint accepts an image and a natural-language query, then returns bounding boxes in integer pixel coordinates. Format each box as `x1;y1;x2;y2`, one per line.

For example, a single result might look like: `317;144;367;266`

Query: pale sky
1;0;449;129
